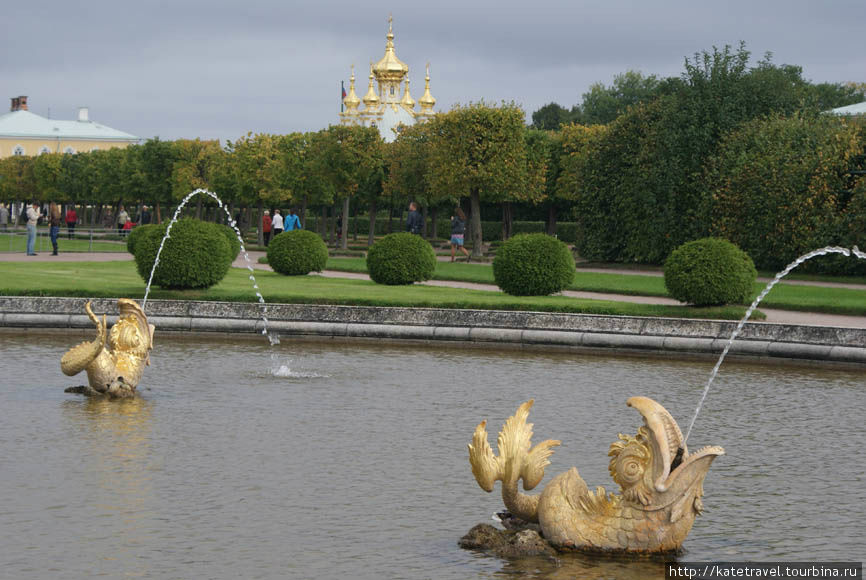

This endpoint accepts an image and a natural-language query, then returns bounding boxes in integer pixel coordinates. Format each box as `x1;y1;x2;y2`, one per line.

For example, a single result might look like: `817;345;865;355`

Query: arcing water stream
140;188;280;345
683;245;866;445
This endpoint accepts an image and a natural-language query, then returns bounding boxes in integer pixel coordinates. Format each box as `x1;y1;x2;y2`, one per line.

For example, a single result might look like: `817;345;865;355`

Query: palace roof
0;109;138;141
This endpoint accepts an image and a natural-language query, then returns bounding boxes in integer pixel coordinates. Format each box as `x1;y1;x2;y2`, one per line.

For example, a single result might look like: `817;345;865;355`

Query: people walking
139;205;152;225
272;209;284;237
450;208;471;262
285;208;302;231
262;210;272;246
65;206;77;239
117;205;129;236
406;202;422;235
48;202;62;255
25;202;41;256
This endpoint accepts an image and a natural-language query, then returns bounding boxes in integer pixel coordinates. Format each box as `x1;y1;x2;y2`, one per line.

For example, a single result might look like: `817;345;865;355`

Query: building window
13;145;25;156
63;146;76;154
38;146;51;155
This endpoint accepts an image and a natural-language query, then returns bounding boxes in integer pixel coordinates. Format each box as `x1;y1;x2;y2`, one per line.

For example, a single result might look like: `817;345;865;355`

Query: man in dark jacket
406;202;423;235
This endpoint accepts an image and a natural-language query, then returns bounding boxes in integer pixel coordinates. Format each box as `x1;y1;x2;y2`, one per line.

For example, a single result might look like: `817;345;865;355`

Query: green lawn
0;232;127;253
0;260;759;320
321;257;866;317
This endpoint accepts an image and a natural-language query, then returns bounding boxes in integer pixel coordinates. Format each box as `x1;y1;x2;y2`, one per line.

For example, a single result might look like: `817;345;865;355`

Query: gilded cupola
362;62;381;110
400;78;416;110
342;65;361;115
418;63;436;115
373;16;409;83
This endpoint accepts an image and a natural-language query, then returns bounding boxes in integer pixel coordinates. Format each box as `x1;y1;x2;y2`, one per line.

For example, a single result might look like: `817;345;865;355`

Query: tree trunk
502;202;513;241
195;197;202;220
300;196;308;229
430;207;438;240
421;204;428;239
341;197;349;250
352;200;358;241
368;199;377;247
321;206;327;239
257;199;264;246
156;202;162;225
547;205;557;236
470;188;483;258
329;206;337;247
387;205;394;234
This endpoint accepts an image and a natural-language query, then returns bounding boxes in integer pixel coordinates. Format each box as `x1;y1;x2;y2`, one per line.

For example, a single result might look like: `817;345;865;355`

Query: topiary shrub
366;232;436;285
219;224;242;262
493;233;575;296
267;229;328;275
134;218;231;289
664;237;757;306
126;224;164;256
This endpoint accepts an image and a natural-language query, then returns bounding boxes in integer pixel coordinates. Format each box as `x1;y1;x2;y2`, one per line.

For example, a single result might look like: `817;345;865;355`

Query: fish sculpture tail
61;301;107;376
468;400;561;522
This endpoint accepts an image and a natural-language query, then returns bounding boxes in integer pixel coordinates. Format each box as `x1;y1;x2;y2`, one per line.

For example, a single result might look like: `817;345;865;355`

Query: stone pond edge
2;296;865;364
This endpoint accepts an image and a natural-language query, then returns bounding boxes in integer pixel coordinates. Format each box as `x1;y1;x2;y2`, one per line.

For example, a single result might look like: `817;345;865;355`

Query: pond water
1;333;863;579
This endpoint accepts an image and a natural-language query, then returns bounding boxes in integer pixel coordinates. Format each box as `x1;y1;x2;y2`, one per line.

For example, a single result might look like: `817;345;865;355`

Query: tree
172;139;222;218
531;102;577;130
307;125;383;249
427;102;527;258
577;70;662;125
138;138;178;223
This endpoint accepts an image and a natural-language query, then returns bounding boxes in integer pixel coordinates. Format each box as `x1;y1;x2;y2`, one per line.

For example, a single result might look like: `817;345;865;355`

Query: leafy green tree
706;112;865;271
426;102;527;257
577;70;662;125
574;43;818;264
531;103;577;130
138;138;178;223
307;124;383;249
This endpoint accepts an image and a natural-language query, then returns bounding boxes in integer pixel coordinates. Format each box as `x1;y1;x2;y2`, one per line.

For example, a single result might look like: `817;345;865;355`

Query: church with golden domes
339;16;436;142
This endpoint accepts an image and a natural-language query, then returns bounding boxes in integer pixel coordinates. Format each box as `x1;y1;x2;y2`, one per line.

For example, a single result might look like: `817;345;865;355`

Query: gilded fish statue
468;398;724;553
61;299;155;398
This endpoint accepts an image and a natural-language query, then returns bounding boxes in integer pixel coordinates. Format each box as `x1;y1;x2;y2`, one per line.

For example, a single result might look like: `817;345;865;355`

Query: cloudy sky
3;0;863;143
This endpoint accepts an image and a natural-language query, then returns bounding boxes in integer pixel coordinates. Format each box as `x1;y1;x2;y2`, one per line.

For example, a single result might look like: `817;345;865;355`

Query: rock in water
459;524;557;559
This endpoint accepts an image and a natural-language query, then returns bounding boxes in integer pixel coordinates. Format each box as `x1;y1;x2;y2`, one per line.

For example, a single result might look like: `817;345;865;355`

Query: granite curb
2;296;866;364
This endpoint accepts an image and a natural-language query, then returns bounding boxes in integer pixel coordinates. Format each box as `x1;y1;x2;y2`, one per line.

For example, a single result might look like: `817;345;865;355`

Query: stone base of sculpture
466;398;724;555
61;299;154;399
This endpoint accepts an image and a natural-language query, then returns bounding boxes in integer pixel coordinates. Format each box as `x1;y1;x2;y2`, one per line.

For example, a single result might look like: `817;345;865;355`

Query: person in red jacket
65;207;78;239
262;210;272;246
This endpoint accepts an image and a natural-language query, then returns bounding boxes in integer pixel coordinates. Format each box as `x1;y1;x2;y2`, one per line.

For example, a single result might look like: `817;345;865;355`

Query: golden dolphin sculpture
61;299;155;398
468;398;724;553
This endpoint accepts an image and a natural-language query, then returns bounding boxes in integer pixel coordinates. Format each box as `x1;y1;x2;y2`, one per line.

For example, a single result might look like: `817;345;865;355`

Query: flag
341;81;346;112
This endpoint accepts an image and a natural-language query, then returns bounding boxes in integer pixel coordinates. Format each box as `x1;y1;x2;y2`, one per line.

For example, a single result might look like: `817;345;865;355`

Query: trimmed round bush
134;218;231;289
366;233;436;285
267;229;328;275
220;224;242;262
664;237;757;306
126;223;164;256
493;233;575;296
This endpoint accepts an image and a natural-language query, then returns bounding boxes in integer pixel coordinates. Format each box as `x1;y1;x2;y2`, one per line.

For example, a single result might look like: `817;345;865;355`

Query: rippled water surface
1;333;863;579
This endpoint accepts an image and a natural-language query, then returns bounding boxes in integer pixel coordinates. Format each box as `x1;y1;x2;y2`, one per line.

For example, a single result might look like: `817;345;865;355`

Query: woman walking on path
65;206;77;239
450;208;471;262
262;210;272;246
48;202;62;255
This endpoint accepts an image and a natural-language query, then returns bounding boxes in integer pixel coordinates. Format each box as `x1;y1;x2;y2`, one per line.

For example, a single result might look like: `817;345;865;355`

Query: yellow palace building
0;95;138;158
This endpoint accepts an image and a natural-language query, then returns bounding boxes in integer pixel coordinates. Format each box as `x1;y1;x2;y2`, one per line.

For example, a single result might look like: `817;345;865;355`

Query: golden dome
419;63;436;113
400;79;415;109
373;16;408;82
343;65;361;113
362;62;380;109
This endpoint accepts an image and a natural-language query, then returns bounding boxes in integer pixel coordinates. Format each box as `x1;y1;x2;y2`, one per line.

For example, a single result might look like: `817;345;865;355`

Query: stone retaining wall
2;296;865;363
